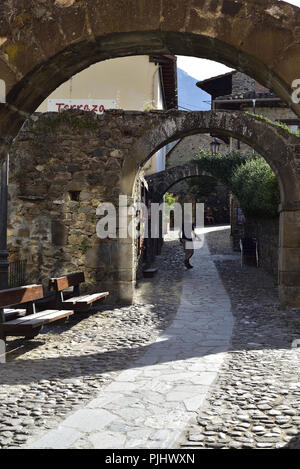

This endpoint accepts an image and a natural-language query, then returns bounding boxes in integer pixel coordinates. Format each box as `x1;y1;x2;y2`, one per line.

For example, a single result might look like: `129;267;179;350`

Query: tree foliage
185;175;217;200
231;158;280;218
191;150;280;218
164;192;177;208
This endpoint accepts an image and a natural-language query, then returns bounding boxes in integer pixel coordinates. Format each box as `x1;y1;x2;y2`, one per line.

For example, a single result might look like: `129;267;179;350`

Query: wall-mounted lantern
210;138;221;155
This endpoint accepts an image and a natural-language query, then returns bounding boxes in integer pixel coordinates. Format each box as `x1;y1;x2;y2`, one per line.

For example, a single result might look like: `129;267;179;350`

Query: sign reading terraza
47;99;117;114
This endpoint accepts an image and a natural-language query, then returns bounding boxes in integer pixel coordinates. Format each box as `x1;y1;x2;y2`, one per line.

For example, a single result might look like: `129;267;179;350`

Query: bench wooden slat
0;284;44;308
4;308;27;321
4;308;27;314
3;310;74;330
5;309;74;325
4;310;53;325
63;294;91;303
63;292;109;305
50;272;85;291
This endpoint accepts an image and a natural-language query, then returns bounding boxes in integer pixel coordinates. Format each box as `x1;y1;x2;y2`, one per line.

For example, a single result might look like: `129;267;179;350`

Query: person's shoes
187;263;193;269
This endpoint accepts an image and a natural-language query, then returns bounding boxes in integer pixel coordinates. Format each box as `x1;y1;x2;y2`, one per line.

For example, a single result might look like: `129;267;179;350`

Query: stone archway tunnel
146;162;216;203
6;109;300;307
144;162;222;268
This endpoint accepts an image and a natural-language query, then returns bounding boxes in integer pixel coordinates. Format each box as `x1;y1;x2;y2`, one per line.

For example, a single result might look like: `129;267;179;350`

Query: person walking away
180;218;201;269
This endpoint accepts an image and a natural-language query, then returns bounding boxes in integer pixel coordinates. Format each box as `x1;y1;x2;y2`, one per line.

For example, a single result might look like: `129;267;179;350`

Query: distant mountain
177;68;211;111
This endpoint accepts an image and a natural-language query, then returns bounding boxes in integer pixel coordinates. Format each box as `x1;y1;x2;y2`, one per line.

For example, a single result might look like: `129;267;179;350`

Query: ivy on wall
245;112;300;137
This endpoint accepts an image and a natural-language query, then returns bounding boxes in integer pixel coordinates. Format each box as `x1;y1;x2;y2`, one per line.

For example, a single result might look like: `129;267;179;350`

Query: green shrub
192;150;254;184
190;150;280;218
231;158;280;218
185;175;217;200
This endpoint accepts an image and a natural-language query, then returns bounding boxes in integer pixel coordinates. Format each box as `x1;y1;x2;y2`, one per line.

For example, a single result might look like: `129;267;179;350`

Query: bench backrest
49;272;85;292
0;284;44;308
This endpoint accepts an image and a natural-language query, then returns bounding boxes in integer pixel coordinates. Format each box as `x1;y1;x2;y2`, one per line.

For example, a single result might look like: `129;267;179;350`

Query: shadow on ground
2;226;299;387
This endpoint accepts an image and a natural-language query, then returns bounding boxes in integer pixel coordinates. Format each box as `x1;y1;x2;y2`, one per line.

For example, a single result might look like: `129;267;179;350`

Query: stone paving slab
25;236;234;449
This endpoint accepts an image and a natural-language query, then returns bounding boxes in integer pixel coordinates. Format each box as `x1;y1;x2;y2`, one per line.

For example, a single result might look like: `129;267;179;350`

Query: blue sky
177;0;300;81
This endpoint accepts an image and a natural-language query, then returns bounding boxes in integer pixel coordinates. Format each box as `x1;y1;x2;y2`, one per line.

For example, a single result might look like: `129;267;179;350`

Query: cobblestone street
0;226;299;449
179;227;300;450
0;234;183;449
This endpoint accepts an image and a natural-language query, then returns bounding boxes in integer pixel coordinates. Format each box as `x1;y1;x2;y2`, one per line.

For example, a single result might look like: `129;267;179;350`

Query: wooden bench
49;272;109;312
0;284;74;345
3;308;27;321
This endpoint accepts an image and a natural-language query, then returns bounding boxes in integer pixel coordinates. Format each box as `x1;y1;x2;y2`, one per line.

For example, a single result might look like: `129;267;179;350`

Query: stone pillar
117;237;135;304
278;208;300;307
117;195;136;304
84;195;136;305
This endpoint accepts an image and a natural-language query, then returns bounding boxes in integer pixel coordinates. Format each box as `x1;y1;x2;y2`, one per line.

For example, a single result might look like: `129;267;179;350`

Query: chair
240;237;259;267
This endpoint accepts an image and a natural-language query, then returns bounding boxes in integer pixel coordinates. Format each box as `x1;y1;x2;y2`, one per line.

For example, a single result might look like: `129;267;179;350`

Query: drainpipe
152;66;159;109
214;97;280;105
0;156;9;290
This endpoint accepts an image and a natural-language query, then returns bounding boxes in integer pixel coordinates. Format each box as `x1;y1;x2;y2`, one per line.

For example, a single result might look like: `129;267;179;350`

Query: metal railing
8;260;27;288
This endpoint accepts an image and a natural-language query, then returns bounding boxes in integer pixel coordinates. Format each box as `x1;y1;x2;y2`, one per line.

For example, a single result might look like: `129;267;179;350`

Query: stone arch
146;162;216;203
0;0;300;160
121;109;300;306
125;110;300;210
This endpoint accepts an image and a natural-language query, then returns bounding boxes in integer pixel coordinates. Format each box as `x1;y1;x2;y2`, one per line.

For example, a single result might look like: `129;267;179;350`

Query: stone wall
243;106;298;122
8;111;136;303
238;216;279;280
229;194;245;251
230;194;279;279
168;179;230;225
244;217;279;280
232;72;256;95
165;134;228;168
